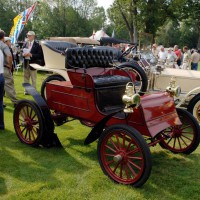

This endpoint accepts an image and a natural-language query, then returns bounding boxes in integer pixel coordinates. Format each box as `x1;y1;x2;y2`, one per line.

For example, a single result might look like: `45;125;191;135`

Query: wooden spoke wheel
97;124;151;187
159;108;200;154
13;100;44;146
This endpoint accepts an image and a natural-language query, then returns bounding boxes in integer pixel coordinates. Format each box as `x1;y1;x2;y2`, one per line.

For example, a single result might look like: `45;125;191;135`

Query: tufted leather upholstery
66;47;114;69
43;41;77;53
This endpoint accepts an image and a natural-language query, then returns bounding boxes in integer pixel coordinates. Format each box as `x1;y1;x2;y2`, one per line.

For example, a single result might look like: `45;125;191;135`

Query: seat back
41;40;77;69
65;47;114;69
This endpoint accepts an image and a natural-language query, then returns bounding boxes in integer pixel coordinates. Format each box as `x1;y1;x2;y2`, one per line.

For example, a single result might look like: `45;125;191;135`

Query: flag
112;29;115;38
9;2;37;44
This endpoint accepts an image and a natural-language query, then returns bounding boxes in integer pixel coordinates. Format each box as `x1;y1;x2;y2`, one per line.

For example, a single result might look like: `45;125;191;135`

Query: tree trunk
197;34;200;48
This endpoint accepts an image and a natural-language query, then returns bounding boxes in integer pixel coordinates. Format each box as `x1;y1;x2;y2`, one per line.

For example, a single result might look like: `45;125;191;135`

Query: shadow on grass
0;139;89;196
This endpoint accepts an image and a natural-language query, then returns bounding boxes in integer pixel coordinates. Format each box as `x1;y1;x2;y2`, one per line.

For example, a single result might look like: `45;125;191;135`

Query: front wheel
159;108;200;154
187;93;200;123
97;124;151;187
13;100;44;146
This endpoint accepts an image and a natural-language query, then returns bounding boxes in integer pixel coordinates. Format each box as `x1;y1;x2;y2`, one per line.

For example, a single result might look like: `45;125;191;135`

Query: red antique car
13;47;200;187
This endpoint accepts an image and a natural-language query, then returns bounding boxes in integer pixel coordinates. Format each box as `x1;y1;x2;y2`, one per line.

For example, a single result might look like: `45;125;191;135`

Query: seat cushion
93;75;130;88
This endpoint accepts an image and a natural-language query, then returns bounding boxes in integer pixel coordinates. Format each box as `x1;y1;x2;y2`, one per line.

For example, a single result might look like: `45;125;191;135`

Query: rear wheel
118;62;148;95
41;75;65;100
97;124;151;187
159;108;200;154
13;100;44;146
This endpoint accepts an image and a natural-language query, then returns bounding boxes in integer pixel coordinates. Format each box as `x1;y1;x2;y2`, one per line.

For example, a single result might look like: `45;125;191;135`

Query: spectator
191;49;200;70
158;46;167;61
167;48;177;62
174;45;182;66
22;31;44;95
152;43;159;58
0;30;12;130
4;37;18;106
182;46;191;70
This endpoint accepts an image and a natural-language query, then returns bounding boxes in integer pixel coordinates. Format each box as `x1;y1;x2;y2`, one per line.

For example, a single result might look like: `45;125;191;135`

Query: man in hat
4;37;18;106
22;31;44;94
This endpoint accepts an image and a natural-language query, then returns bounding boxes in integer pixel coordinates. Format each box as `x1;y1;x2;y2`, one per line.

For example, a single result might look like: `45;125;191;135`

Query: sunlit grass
0;69;200;200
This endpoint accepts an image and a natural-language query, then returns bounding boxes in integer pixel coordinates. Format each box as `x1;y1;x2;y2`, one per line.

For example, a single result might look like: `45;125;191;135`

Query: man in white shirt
158;46;167;61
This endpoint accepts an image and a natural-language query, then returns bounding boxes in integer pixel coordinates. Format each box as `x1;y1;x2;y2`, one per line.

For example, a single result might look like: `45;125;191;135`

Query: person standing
152;43;159;58
158;46;167;61
182;46;191;70
22;31;44;94
0;30;12;130
191;49;200;70
4;37;18;106
174;45;182;67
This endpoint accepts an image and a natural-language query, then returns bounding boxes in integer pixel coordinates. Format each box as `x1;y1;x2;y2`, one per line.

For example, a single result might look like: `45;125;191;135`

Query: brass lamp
122;82;141;113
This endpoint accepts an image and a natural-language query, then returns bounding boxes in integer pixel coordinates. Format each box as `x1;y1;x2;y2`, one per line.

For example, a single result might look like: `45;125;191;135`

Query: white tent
89;29;110;40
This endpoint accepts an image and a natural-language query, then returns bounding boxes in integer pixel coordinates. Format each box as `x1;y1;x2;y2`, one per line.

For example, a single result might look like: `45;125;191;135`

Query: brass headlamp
122;82;140;113
166;77;181;97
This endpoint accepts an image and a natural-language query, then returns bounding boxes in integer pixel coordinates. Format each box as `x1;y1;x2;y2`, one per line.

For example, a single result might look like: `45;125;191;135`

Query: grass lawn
1;69;200;200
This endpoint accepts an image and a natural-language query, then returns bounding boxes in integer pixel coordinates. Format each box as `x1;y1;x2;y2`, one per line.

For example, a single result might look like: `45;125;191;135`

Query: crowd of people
0;29;44;130
151;43;200;70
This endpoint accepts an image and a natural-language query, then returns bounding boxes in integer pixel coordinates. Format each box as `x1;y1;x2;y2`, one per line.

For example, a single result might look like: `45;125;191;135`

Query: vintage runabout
13;47;200;187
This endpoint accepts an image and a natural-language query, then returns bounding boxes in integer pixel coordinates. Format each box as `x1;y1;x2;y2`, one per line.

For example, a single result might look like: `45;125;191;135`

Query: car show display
13;46;200;187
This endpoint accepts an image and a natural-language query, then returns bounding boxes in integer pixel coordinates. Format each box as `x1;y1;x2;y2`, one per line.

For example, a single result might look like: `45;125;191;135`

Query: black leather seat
43;41;77;53
93;75;130;88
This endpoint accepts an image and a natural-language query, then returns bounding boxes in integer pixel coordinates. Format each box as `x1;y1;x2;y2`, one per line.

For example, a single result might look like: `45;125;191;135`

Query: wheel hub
113;154;122;162
172;127;182;137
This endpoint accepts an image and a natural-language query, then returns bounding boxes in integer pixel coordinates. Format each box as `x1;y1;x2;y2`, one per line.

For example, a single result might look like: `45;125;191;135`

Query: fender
23;83;62;147
84;108;125;145
176;86;200;108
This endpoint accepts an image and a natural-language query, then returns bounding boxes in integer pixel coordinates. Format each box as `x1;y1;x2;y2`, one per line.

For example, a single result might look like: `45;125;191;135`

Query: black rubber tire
97;124;152;187
13;100;44;147
159;108;200;154
117;62;148;95
187;93;200;123
41;75;65;100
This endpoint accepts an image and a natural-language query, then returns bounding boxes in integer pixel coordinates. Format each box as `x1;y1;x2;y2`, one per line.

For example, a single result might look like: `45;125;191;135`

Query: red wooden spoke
105;144;117;153
177;137;182;149
167;137;173;145
173;137;176;149
127;162;137;177
126;140;133;152
105;160;115;166
127;148;140;155
124;165;130;180
109;137;119;151
112;162;120;173
105;153;116;157
119;163;123;178
127;156;142;160
128;159;141;170
115;134;121;149
179;136;189;147
181;135;193;142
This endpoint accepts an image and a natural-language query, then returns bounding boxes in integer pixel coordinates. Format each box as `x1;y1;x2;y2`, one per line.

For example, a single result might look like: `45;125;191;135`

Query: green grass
1;69;200;200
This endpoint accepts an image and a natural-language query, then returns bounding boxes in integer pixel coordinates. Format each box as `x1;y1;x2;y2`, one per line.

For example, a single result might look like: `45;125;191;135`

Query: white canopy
90;29;110;41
